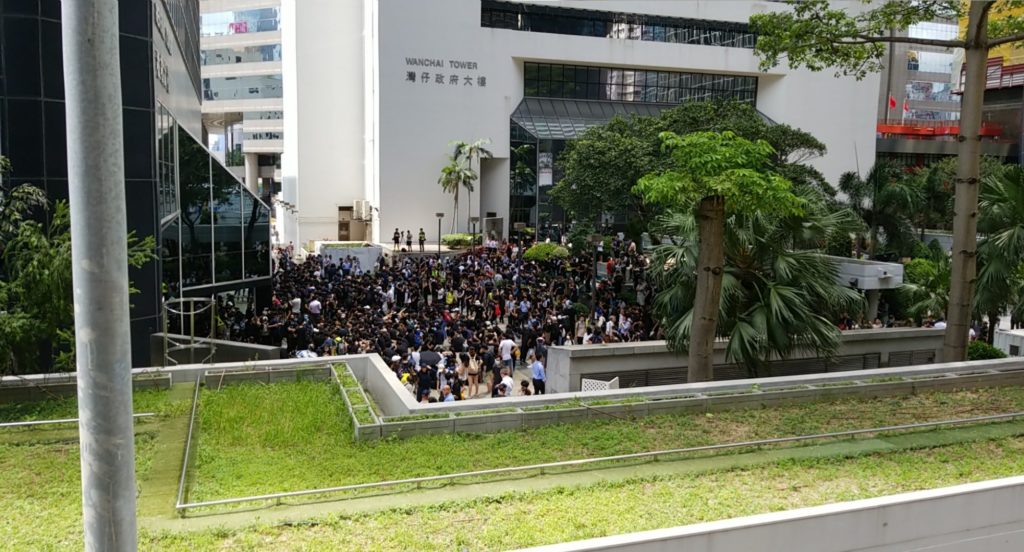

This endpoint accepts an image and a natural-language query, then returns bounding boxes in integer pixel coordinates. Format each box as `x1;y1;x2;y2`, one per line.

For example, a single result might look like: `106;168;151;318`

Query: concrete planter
586;403;649;419
354;423;382;441
522;410;563;428
646;397;705;416
453;412;522;433
381;417;455;439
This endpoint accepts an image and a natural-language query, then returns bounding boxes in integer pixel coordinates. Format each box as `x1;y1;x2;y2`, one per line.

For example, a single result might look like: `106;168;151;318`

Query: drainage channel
174;410;1024;514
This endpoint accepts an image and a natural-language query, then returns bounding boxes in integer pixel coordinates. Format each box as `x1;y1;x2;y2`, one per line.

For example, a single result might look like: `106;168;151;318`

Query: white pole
60;0;138;549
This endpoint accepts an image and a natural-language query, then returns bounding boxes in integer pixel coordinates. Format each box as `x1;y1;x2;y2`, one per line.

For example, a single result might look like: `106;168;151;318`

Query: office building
200;0;283;204
282;0;880;246
0;0;272;366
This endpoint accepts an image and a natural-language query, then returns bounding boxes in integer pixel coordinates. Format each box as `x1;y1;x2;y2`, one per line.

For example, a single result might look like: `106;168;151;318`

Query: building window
906;51;954;74
523;62;757;104
905;80;957;103
200;8;280;37
202;75;283;101
157;105;178;222
1010;344;1020;356
481;0;756;49
201;45;282;66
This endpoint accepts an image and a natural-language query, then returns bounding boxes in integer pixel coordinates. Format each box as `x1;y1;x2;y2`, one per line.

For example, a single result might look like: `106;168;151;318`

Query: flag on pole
889;94;897;109
902;97;909;122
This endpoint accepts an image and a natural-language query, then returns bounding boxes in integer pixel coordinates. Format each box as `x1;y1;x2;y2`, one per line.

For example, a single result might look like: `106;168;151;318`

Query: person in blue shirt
441;384;456;402
531;354;546;395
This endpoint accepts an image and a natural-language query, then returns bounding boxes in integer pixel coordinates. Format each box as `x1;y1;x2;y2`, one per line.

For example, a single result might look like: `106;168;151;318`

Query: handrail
174;375;203;511
175;410;1024;512
0;412;155;429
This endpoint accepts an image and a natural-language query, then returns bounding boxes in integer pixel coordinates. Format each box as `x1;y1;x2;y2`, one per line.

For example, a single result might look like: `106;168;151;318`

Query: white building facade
282;0;880;247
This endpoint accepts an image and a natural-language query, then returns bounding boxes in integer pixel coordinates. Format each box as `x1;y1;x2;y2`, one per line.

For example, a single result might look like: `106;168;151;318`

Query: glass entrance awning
510;97;776;140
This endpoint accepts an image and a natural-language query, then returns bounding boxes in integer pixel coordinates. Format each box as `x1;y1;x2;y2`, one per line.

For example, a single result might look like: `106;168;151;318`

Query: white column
244;152;259;195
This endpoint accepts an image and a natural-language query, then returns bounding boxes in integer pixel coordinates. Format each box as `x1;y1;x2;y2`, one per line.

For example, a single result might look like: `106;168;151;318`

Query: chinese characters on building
403;57;486;88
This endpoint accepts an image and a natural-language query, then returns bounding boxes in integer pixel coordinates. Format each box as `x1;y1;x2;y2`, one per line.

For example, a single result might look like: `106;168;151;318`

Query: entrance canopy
510;97;776;140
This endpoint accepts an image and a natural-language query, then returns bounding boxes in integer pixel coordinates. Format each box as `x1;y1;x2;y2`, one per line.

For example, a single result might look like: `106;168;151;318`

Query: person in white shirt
307;298;322;317
934;319;947;329
498;334;517;370
499;368;515;398
289;296;302;314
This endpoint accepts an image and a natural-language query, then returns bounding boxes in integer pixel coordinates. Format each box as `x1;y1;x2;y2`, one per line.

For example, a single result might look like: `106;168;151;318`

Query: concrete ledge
517;476;1024;552
203;365;331;388
0;374;172;404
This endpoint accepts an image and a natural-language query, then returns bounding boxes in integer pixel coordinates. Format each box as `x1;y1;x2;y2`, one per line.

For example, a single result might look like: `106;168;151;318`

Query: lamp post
61;0;137;548
436;212;444;255
470;216;480;252
588;233;604;310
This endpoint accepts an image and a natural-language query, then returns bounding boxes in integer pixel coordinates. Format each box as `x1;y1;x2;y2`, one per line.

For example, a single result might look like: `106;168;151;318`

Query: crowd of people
215;236;658;401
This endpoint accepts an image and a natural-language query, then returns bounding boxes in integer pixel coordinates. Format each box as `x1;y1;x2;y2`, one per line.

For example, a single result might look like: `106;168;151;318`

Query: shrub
441;233;481;248
523;242;570;261
968;340;1007;361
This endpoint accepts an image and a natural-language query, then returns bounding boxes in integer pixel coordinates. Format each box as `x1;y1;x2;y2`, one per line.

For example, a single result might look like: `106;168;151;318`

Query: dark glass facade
482;0;756;48
524;62;757;104
1;0;268;366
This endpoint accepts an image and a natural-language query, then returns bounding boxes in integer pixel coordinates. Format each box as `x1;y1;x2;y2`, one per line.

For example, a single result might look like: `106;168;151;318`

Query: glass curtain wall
163;108;271;297
524;62;757;104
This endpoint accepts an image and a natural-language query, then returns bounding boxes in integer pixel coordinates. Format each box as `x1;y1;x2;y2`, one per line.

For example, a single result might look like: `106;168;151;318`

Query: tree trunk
944;2;991;362
451;188;459;234
987;311;999;344
688;195;726;383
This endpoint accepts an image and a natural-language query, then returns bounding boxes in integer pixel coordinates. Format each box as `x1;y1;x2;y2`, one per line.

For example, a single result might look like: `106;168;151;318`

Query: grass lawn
146;436;1024;551
189;380;1024;503
0;388;189;551
0;387;189;423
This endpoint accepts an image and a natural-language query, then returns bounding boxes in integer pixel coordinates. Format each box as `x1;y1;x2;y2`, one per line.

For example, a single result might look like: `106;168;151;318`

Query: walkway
142;417;1024;532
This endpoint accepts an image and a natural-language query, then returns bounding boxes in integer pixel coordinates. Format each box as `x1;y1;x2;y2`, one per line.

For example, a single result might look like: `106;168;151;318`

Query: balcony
203;97;283;114
202;60;282;79
201;30;281;49
242;139;284;154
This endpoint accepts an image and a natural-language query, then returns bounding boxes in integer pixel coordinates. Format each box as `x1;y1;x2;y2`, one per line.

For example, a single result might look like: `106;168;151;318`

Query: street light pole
61;0;137;550
436;212;444;255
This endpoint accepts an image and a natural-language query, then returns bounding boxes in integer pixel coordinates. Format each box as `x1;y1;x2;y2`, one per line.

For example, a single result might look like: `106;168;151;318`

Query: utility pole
61;1;137;550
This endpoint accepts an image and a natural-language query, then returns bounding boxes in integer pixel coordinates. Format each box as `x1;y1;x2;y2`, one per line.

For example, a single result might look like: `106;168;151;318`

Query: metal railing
173;410;1024;514
175;375;203;511
0;413;156;429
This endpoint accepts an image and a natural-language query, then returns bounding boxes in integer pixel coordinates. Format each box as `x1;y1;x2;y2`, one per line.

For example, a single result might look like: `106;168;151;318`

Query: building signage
404;57;486;88
153;0;172;94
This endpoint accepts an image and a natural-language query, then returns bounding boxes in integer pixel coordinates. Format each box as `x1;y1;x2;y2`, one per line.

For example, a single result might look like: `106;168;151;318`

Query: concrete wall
518;476;1024;552
547;329;945;393
148;333;283;366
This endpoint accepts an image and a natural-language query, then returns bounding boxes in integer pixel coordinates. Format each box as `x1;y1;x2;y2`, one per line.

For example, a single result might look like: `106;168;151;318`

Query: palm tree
899;254;951;324
838;160;919;258
452;139;493;231
437;156;475;233
648;191;864;376
974;166;1024;341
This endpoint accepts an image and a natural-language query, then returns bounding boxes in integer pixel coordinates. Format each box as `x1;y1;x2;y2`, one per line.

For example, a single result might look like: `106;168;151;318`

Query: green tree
751;0;1024;361
635;131;803;382
0;201;155;373
837;161;920;257
899;256;950;324
0;156;47;259
552;101;826;233
649;192;863;377
451;139;493;231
